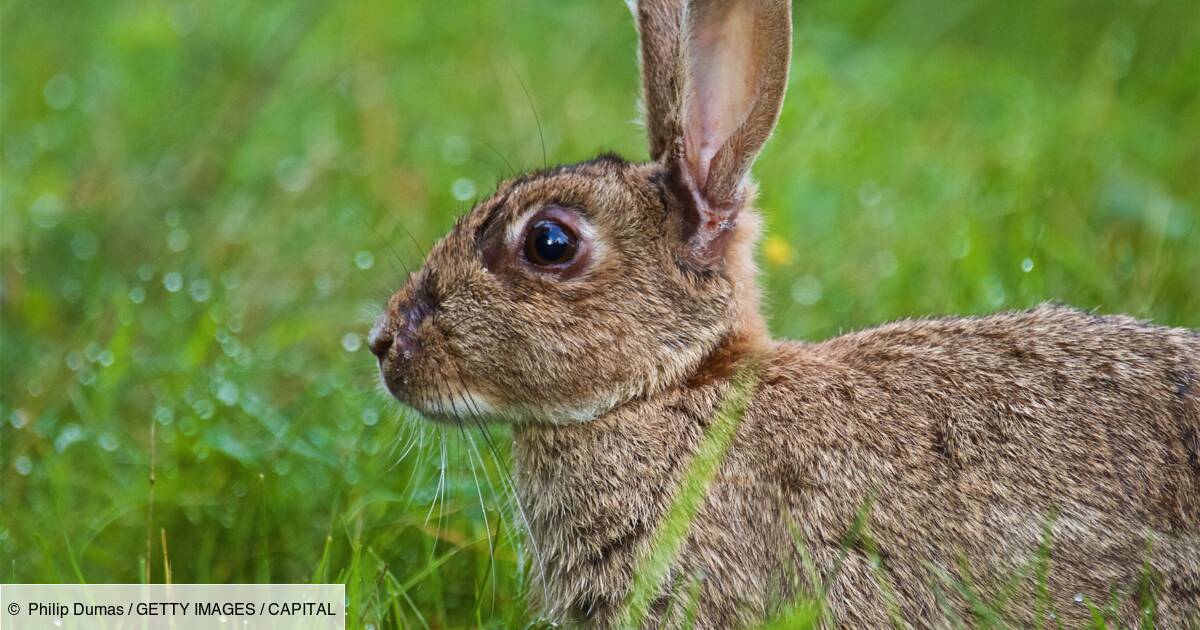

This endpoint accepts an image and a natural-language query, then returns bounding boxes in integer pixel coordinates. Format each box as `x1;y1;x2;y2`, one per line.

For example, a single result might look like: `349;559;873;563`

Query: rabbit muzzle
371;288;434;399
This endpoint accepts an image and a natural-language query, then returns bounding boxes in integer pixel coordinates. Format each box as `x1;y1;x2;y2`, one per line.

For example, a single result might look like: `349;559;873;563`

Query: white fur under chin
417;389;620;426
419;390;499;420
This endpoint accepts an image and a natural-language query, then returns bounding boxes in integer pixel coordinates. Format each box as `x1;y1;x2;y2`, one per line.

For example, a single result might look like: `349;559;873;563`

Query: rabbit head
371;0;792;424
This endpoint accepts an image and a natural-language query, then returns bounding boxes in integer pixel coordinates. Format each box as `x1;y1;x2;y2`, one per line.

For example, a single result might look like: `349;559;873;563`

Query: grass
1;0;1198;627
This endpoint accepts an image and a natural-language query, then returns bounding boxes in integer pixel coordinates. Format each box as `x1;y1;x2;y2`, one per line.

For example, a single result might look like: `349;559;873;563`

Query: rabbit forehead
491;157;645;226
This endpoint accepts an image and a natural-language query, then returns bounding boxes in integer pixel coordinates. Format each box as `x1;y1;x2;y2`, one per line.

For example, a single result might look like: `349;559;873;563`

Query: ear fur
637;0;792;262
634;0;687;162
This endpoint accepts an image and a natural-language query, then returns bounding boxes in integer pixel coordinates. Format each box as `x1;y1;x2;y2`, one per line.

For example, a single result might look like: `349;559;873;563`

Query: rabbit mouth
412;389;500;425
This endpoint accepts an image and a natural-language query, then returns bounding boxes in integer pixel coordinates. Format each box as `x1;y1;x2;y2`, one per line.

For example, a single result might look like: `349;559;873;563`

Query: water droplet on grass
65;351;84;371
10;410;29;429
130;286;146;303
314;272;333;295
32;193;64;228
275;156;312;193
55;424;84;452
43;73;76;110
71;231;98;259
451;177;477;201
154;406;175;426
97;349;114;367
354;251;374;270
14;455;33;476
791;276;823;306
189;278;212;302
985;279;1006;307
163;272;183;292
99;433;119;451
342;333;362;352
194;398;215;419
362;408;379;426
1021;257;1034;273
216;382;239;406
168;227;190;252
442;136;469;165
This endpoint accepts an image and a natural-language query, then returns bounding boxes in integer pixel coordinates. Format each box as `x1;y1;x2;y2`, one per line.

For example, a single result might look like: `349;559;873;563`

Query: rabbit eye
524;220;578;266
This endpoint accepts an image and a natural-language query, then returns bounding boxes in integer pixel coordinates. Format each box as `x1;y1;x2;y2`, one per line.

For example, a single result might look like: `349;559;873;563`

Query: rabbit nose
374;289;432;362
368;325;393;359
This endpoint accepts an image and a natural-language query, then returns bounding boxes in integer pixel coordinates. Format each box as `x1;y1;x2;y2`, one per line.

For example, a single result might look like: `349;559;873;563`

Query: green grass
1;0;1197;627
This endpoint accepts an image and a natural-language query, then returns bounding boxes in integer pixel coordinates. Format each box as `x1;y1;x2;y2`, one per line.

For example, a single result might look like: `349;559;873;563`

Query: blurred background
2;0;1197;626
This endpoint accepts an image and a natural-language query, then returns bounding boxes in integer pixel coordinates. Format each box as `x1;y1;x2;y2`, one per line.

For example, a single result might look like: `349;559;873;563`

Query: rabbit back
742;303;1200;626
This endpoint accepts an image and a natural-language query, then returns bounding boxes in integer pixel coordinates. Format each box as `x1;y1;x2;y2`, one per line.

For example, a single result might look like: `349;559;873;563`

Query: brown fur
370;0;1200;627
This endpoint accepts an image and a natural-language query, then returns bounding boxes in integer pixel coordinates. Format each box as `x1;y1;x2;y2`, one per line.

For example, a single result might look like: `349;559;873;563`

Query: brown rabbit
369;0;1200;627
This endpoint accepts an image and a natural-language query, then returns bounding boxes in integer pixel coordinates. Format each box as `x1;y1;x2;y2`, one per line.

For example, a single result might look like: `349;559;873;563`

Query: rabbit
368;0;1200;627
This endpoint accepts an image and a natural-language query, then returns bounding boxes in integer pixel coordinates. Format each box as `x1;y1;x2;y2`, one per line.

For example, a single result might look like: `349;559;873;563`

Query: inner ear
681;0;760;197
645;0;792;263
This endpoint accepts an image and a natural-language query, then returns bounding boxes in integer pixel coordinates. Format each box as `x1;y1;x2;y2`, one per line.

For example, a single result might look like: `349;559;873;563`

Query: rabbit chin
410;389;617;426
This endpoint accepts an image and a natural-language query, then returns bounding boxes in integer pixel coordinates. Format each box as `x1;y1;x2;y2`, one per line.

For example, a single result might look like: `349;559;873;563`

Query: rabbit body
515;305;1200;628
370;0;1200;626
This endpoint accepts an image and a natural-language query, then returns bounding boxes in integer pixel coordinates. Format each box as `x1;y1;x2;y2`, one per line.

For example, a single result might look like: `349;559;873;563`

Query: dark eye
524;220;578;266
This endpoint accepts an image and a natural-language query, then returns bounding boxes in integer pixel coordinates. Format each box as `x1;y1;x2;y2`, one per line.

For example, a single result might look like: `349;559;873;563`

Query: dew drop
43;73;77;110
790;276;823;306
97;349;115;367
65;351;84;371
14;455;33;476
441;135;470;165
189;278;212;302
342;333;362;352
194;398;215;420
314;272;333;295
1021;257;1034;273
99;433;119;452
451;177;477;201
217;382;239;406
353;251;374;270
168;227;190;252
10;409;29;429
31;193;64;228
275;156;312;193
163;272;183;292
154;406;175;426
130;286;146;304
55;424;84;453
1074;593;1084;605
361;408;379;426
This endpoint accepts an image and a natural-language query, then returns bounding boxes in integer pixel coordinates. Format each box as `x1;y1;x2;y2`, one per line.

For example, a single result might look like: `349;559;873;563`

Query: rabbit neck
720;206;770;351
511;369;735;624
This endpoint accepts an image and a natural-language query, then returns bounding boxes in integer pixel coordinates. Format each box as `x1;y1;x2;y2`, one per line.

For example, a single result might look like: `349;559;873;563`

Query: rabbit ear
636;0;791;261
634;0;687;163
